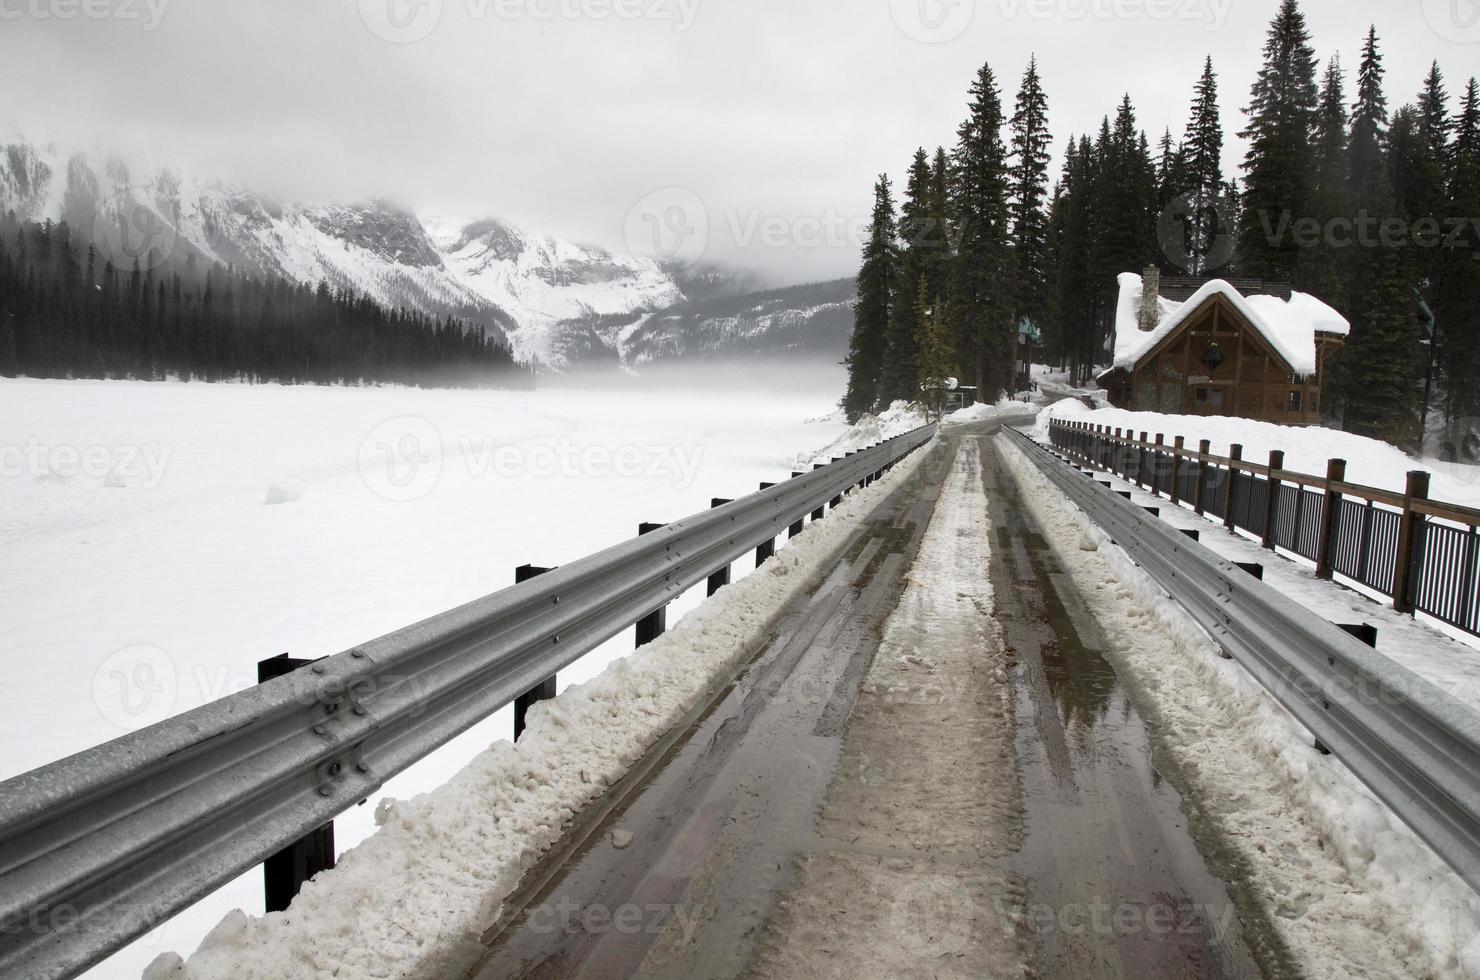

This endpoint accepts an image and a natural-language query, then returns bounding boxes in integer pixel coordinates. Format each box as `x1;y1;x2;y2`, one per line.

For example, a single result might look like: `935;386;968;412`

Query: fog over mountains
0;139;853;371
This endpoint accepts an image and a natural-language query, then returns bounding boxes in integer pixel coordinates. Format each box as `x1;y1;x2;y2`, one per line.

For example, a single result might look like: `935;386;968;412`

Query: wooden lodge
1098;270;1349;426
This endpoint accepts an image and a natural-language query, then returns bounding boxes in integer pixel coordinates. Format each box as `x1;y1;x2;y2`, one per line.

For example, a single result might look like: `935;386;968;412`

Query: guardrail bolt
257;654;337;913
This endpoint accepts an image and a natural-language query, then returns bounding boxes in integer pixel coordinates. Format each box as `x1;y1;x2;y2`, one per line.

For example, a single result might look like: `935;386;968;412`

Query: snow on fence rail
1006;426;1480;899
1049;419;1480;639
0;423;937;980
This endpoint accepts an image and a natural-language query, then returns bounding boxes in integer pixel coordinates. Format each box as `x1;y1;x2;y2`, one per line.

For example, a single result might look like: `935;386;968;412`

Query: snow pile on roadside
1033;399;1480;506
146;441;935;980
795;400;925;467
944;399;1041;426
996;433;1480;977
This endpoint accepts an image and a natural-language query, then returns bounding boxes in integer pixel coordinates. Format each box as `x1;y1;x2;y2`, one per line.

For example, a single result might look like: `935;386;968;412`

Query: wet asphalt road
461;423;1288;980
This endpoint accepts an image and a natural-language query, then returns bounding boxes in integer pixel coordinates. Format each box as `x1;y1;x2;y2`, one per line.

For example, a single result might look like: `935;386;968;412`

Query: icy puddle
983;434;1291;979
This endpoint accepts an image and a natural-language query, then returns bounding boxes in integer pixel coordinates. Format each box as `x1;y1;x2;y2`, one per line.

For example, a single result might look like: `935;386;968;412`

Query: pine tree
1237;0;1320;282
880;151;934;404
843;174;897;421
1183;56;1225;275
915;278;955;420
1300;57;1352;315
1049;134;1099;383
949;61;1014;398
1341;27;1421;446
1089;98;1158;356
1009;57;1053;335
1437;78;1480;426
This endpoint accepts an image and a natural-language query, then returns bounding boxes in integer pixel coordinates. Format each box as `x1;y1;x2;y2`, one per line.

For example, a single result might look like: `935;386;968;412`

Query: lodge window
1287;391;1303;413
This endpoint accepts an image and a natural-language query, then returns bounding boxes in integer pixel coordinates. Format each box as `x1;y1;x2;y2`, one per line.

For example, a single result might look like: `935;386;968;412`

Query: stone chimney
1139;267;1161;332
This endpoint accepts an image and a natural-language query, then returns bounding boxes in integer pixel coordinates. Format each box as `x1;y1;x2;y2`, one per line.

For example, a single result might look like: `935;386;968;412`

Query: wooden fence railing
1047;419;1480;638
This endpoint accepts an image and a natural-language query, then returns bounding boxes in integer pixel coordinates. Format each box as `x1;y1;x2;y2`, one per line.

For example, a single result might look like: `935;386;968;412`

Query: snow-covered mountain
1;138;853;370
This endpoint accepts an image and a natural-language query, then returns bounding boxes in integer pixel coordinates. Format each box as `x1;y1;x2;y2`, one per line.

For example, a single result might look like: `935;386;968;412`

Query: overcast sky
2;0;1474;282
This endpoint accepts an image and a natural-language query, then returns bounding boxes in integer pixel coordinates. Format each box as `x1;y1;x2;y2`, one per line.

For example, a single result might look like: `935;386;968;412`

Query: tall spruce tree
1009;56;1053;337
880;151;935;404
1049;134;1099;382
1301;56;1352;316
1089;98;1158;358
949;61;1014;398
1438;78;1480;427
1183;56;1225;275
843;174;897;421
1341;27;1421;445
1237;0;1320;282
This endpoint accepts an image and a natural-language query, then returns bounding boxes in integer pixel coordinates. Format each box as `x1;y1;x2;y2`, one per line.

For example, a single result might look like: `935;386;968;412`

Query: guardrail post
636;524;668;645
1316;459;1346;580
1394;471;1431;615
1194;439;1211;515
512;564;560;740
1225;444;1242;531
811;464;826;520
789;473;807;536
1262;450;1284;550
757;483;778;564
708;499;734;595
258;654;336;913
1170;436;1184;505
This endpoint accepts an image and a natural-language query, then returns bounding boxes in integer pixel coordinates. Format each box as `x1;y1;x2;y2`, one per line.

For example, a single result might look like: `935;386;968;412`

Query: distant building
1097;269;1349;425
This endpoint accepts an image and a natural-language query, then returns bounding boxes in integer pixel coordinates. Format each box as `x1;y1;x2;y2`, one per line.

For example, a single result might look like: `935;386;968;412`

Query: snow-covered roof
1112;273;1349;377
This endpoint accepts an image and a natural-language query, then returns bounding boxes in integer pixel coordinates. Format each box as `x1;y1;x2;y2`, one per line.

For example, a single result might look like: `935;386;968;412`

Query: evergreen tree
1341;27;1421;445
1237;0;1320;281
949;61;1014;398
843;174;897;421
914;278;955;420
880;151;935;404
1437;78;1480;426
1183;56;1225;275
1009;56;1053;335
1049;134;1099;383
1301;56;1352;314
1089;98;1158;357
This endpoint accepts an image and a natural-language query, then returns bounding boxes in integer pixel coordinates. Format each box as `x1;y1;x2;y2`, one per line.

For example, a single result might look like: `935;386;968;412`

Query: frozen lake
0;371;849;977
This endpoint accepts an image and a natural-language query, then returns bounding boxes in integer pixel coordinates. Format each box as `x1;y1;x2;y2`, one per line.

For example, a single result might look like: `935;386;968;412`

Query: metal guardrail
0;423;937;979
1004;426;1480;894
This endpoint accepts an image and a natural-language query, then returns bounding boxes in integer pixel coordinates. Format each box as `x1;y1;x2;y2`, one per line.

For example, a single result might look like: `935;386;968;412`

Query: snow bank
1034;399;1480;507
1113;273;1348;377
997;433;1480;977
146;440;935;980
795;401;926;467
943;399;1040;426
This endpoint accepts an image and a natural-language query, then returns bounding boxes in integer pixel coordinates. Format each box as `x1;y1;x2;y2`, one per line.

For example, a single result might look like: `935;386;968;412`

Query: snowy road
463;423;1292;979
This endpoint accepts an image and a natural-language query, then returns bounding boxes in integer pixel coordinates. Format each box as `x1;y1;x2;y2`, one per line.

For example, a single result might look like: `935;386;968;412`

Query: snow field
143;434;934;979
996;432;1480;977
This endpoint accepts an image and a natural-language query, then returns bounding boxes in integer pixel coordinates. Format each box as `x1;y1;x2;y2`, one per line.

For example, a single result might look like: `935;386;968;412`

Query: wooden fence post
1194;439;1211;515
1150;434;1165;497
1316;459;1346;580
1262;450;1285;550
1225;444;1243;531
1393;470;1432;615
1170;436;1185;506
